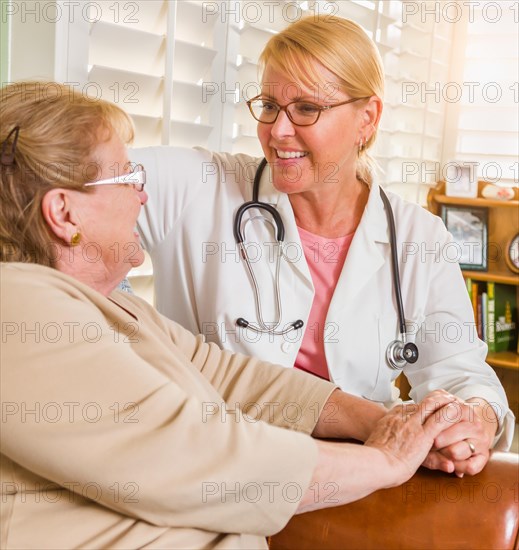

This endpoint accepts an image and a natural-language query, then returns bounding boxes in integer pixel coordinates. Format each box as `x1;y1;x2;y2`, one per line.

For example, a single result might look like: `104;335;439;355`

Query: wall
1;0;10;82
8;0;56;80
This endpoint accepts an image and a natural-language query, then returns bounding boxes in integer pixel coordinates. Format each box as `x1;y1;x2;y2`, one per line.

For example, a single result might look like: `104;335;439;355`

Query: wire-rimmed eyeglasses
84;164;146;192
246;95;370;126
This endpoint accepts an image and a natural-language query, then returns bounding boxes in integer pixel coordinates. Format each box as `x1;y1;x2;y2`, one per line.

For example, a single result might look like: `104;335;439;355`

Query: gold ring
466;440;476;455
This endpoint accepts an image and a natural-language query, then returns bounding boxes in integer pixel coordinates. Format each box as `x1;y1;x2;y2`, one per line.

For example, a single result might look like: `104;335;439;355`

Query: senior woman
0;81;460;549
132;14;514;477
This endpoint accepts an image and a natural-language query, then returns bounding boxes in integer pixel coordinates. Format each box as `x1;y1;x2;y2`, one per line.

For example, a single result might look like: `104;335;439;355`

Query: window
8;1;517;201
80;0;466;204
441;0;518;188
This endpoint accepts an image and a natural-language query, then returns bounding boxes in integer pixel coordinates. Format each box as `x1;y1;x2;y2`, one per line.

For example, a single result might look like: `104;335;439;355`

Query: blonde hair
0;81;134;266
259;15;384;184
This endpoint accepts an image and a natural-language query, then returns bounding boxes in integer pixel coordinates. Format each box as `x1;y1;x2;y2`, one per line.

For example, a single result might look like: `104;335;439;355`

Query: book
493;284;518;352
477;295;482;340
481;292;488;343
487;282;496;353
471;281;479;330
466;278;473;302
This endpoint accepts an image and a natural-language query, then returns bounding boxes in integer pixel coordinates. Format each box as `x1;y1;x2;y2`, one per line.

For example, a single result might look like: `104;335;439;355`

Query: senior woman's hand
363;390;464;482
296;390;460;514
421;397;498;476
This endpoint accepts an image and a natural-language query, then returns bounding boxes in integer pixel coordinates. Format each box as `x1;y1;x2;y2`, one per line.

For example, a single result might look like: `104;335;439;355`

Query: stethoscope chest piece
386;339;419;370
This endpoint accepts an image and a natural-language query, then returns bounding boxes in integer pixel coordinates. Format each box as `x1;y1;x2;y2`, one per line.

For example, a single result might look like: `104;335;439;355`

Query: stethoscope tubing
232;157;418;368
378;185;407;339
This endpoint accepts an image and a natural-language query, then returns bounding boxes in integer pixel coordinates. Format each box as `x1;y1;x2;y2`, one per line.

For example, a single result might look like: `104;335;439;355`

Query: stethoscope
233;158;419;370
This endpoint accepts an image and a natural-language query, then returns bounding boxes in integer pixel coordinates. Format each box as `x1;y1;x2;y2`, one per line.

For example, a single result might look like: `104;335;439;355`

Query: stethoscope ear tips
235;317;304;336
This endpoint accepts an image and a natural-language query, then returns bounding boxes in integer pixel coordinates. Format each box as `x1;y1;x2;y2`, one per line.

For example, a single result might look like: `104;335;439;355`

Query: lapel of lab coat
257;162;314;289
328;180;391;316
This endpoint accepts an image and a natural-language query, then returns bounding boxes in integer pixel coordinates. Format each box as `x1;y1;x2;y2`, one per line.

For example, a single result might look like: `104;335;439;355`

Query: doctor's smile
275;149;309;159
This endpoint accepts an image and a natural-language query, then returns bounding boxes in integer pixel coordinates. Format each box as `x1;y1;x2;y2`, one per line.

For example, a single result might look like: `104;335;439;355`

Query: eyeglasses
84;164;146;192
246;95;370;126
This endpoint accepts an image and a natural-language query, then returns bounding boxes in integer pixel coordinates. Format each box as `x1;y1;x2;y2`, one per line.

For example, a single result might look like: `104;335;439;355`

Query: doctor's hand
421;397;498;476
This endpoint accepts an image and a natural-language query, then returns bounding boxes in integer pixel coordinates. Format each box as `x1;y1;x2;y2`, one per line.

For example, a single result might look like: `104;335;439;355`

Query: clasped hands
420;394;498;476
370;390;498;477
363;390;499;487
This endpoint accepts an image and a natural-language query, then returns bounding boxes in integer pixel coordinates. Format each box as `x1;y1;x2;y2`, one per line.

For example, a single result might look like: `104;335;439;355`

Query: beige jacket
0;263;336;549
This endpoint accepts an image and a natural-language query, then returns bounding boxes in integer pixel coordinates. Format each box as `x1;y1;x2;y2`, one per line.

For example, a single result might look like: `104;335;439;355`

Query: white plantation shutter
370;1;454;203
11;1;518;199
87;1;168;147
81;0;458;202
80;0;518;204
230;0;456;205
87;0;228;150
442;1;518;187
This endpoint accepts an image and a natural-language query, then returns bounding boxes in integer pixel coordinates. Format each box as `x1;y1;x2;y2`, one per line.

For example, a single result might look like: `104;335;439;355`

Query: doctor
134;15;513;473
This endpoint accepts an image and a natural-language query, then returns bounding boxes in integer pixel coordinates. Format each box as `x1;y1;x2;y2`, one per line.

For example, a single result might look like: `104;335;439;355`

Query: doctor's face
257;63;366;197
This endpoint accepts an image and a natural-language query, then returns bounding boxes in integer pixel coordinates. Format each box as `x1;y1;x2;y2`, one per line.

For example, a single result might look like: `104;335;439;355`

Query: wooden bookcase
427;181;519;417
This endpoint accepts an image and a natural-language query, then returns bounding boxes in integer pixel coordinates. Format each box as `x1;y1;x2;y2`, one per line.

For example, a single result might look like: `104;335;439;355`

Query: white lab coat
133;146;514;449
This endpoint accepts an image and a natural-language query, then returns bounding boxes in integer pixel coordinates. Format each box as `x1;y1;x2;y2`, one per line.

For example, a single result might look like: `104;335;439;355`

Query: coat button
281;342;293;353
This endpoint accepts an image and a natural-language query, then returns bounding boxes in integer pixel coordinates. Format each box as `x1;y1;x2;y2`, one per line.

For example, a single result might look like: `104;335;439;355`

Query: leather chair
269;451;519;550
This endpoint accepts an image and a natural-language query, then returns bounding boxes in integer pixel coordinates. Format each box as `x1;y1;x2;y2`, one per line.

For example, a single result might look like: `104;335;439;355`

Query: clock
505;233;519;274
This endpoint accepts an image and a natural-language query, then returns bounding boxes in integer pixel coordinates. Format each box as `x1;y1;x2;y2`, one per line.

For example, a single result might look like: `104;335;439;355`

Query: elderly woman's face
258;62;364;196
72;133;147;282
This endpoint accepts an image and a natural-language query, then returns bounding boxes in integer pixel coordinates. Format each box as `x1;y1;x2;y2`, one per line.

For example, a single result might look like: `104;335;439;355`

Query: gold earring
70;232;81;246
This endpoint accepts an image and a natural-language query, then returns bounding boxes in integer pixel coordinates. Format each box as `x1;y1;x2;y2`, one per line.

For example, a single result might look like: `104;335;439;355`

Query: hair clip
1;126;20;166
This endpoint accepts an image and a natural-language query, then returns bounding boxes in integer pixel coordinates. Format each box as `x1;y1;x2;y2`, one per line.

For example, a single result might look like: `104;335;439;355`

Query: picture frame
445;164;478;198
505;232;519;274
441;205;488;271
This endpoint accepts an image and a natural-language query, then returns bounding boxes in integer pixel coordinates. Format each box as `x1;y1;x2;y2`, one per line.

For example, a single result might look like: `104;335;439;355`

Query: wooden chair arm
270;451;519;550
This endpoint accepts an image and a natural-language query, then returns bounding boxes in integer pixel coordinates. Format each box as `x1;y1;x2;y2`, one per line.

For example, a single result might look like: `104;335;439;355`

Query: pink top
294;227;354;380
